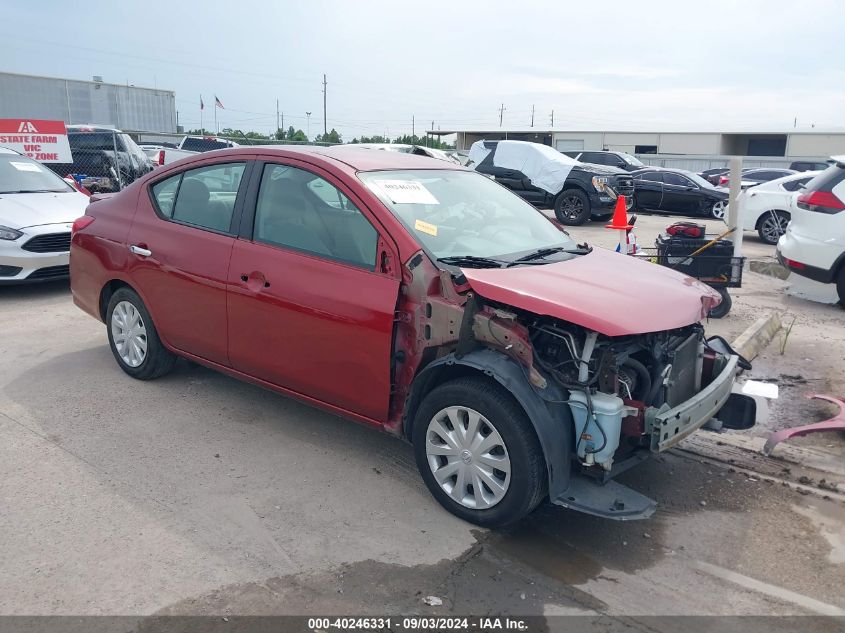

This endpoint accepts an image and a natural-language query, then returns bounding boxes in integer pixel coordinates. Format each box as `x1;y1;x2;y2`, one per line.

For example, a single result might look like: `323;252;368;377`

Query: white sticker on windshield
10;161;42;172
374;179;438;204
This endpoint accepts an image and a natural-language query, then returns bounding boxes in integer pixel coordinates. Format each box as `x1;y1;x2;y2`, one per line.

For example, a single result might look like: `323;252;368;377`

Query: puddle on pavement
487;522;604;586
792;501;845;565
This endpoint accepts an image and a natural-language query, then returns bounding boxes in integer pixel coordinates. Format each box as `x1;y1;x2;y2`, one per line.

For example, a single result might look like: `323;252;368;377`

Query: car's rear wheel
412;377;546;527
106;287;176;380
711;200;727;220
554;189;591;225
757;210;789;245
836;268;845;307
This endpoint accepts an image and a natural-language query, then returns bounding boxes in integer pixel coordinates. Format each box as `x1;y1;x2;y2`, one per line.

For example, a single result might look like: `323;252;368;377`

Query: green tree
315;128;342;144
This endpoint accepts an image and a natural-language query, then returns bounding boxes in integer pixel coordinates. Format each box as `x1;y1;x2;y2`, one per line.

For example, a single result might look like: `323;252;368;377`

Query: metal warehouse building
440;128;845;169
0;72;177;133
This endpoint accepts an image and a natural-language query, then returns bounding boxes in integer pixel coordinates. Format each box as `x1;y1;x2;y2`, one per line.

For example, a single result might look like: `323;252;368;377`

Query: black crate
637;246;744;288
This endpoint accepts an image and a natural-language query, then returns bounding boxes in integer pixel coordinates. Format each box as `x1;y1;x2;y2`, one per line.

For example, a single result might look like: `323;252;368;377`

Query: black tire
836;268;845;307
708;287;732;319
554;189;591;225
756;210;789;245
412;376;546;528
106;287;176;380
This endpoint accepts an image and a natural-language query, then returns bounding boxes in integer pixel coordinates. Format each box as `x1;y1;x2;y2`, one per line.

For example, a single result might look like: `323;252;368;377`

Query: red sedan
70;146;752;526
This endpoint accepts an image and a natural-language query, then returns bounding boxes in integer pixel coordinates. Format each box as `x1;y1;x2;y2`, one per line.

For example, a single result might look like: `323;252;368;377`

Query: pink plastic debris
762;394;845;456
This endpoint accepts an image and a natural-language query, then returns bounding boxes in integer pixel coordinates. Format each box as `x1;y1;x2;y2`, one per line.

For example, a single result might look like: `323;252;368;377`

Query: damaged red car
70;146;755;527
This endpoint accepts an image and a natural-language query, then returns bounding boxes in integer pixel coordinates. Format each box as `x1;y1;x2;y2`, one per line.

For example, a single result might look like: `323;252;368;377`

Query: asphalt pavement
0;213;843;622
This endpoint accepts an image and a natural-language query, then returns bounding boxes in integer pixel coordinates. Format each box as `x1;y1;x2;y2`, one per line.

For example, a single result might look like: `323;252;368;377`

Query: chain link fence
42;129;341;193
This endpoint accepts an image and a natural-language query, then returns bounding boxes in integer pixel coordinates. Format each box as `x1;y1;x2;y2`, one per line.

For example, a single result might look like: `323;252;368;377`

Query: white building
0;72;177;133
439;128;845;169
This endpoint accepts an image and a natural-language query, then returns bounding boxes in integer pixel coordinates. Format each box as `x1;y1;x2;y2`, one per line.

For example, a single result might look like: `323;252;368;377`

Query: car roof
0;146;20;155
631;166;694;176
172;145;466;173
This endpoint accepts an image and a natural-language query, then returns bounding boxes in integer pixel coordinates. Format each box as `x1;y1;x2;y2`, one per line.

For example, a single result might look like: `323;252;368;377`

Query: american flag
214;96;224;109
200;96;204;110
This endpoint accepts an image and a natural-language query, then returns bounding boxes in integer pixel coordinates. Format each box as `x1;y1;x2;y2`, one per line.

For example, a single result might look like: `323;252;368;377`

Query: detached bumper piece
553;477;656;521
651;354;739;452
763;394;845;456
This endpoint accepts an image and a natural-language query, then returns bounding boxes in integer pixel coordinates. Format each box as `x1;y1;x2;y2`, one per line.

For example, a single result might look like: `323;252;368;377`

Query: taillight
719;175;729;185
158;150;165;166
71;216;95;238
797;190;845;214
783;257;805;270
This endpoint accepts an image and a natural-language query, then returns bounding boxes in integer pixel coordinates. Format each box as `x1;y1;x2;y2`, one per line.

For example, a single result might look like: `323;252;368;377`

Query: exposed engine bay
529;318;714;471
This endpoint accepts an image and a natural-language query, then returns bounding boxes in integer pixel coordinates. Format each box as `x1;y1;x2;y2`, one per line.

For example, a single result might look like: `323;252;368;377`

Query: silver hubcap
111;301;147;367
712;200;727;219
761;210;788;243
425;406;511;510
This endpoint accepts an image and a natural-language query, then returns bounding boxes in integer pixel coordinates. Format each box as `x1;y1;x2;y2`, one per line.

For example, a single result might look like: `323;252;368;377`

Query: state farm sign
0;119;73;163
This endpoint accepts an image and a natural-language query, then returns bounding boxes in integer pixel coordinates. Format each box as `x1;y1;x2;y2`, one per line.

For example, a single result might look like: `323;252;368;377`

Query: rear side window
637;172;664;183
782;177;813;192
150;162;246;233
181;137;230;152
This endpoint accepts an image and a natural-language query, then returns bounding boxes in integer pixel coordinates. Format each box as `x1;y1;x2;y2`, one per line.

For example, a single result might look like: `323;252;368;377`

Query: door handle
240;272;271;289
130;244;152;257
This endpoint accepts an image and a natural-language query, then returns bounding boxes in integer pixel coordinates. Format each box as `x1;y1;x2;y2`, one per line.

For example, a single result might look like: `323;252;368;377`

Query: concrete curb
731;311;782;362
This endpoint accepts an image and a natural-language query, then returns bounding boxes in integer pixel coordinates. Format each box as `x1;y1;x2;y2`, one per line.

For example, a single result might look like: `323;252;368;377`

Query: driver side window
253;164;378;270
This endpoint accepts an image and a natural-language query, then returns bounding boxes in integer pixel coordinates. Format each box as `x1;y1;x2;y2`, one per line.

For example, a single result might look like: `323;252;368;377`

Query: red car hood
461;247;721;336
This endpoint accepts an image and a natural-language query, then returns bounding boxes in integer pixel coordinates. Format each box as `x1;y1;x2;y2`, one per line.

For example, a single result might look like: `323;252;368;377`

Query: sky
2;0;844;140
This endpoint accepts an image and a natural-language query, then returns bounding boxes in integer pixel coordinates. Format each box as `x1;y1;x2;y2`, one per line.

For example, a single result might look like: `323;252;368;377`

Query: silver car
0;148;91;284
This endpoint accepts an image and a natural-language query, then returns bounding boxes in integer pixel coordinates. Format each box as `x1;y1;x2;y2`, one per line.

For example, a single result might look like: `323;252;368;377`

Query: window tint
254;164;378;270
580;152;605;165
151;162;245;232
664;172;693;187
637;172;664;183
180;137;231;152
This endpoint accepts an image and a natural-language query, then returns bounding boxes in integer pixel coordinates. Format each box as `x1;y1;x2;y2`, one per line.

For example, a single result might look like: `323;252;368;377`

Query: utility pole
550;110;554;127
276;99;280;134
498;103;506;127
306;112;312;139
530;104;535;128
322;74;328;136
412;115;415;139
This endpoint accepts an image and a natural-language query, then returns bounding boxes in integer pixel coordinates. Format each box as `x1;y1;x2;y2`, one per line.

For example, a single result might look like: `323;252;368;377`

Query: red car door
226;160;401;422
127;159;253;365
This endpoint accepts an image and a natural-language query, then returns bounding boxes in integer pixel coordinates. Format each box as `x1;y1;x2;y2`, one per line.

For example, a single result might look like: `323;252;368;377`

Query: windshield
622;153;644;167
0;154;73;193
69;131;122;151
359;169;575;262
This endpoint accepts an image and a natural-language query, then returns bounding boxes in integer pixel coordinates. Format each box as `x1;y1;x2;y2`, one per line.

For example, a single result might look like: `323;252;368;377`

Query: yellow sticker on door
414;219;438;236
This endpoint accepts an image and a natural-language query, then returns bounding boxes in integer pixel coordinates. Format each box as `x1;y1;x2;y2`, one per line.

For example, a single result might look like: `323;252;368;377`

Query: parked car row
469;140;634;225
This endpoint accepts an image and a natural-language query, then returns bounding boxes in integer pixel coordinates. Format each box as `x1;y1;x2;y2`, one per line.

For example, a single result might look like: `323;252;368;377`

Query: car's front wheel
836;268;845;307
106;287;176;380
412;377;546;527
554;189;591;225
757;210;789;245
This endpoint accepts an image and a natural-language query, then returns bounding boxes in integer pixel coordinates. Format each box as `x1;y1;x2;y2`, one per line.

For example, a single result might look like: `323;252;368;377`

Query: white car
0;148;91;284
777;157;845;304
740;170;821;244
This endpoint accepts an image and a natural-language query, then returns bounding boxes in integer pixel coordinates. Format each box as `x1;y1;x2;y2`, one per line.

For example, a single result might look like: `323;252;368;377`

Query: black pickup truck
469;140;634;225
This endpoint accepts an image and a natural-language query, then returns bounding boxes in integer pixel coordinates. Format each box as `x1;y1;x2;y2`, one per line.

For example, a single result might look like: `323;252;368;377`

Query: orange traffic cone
605;195;633;230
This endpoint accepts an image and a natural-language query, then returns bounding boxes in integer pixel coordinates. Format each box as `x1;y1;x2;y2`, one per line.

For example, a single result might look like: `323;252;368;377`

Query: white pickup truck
139;135;242;167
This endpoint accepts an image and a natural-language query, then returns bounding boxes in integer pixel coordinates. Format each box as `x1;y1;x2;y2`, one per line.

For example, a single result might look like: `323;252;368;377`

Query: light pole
306;112;312;140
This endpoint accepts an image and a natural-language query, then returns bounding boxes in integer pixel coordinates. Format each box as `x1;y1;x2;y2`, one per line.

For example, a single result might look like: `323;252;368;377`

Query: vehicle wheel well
99;279;132;321
404;362;537;443
754;209;789;230
555;183;588;199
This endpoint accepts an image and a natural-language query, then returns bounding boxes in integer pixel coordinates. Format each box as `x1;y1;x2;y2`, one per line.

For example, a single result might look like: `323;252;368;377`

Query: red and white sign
0;119;73;163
